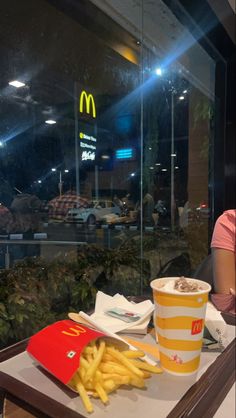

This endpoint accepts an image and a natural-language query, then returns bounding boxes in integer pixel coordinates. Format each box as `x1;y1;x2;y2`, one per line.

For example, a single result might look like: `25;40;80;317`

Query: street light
58;169;69;196
170;88;175;232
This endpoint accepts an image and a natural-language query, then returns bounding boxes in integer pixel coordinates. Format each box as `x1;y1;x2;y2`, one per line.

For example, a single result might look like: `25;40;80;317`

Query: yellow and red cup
151;277;211;376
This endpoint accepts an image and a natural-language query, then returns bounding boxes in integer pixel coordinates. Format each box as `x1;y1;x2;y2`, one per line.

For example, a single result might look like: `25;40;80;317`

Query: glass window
0;0;225;348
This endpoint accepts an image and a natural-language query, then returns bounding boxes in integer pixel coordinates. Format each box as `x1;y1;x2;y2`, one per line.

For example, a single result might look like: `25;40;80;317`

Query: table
0;323;235;418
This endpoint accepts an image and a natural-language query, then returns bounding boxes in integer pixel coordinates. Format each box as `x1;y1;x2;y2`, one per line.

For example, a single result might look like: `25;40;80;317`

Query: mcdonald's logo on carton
79;90;96;118
191;319;203;335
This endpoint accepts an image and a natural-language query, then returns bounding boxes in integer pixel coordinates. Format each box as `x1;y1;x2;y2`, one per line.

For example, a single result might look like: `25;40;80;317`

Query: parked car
66;200;121;225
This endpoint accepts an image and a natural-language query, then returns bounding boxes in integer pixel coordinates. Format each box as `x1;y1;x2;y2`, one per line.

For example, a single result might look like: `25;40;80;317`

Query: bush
0;244;145;348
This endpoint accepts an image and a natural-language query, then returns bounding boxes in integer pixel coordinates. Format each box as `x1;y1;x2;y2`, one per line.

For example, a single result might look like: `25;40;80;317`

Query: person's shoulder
211;209;236;250
217;209;236;227
218;209;236;223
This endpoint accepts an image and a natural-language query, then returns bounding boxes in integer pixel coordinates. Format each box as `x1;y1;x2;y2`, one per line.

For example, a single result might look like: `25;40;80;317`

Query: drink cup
151;277;211;375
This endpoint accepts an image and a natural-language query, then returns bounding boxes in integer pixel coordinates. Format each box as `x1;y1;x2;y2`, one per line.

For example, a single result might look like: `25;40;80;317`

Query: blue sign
116;148;134;160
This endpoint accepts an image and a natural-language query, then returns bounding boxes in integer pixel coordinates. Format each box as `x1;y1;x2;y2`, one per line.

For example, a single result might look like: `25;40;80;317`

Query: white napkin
82;291;154;334
205;302;228;348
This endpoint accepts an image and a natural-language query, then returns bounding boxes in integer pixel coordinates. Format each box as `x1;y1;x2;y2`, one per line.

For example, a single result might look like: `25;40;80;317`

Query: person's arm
212;248;236;294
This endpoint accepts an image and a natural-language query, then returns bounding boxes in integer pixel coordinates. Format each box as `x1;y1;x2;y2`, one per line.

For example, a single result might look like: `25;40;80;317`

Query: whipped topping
158;277;202;293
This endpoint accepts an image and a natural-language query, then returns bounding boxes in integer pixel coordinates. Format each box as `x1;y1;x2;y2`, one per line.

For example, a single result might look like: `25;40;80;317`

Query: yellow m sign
79;90;96;118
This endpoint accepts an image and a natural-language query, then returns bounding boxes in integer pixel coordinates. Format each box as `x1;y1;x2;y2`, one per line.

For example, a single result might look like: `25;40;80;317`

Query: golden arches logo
191;319;203;335
79;90;96;118
62;324;86;337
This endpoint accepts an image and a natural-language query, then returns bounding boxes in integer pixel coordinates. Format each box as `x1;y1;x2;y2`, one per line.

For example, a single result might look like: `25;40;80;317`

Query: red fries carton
27;319;108;385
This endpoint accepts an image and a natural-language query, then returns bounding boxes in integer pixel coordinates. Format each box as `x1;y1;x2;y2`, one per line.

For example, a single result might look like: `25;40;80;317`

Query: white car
66;200;121;226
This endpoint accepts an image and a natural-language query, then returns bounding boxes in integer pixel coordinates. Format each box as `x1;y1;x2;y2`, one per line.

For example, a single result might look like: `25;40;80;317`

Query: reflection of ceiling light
9;80;25;88
131;172;135;177
183;90;187;94
0;141;4;147
38;180;42;183
101;155;110;160
64;169;69;173
45;119;56;124
179;96;184;100
161;168;167;171
149;147;152;150
155;67;163;76
51;168;56;172
171;153;176;157
155;163;161;166
149;166;154;170
175;166;179;169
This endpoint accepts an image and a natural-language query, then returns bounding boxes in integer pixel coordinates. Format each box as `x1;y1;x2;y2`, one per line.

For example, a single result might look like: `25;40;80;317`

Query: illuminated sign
82;151;95;161
80;142;96;150
79;90;96;118
79;132;97;142
79;130;97;157
116;148;134;160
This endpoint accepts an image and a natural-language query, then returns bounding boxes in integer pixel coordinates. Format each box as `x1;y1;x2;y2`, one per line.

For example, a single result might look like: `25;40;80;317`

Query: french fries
68;338;162;413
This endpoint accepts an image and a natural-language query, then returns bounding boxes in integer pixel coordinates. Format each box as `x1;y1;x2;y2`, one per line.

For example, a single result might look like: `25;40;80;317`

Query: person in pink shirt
211;209;236;295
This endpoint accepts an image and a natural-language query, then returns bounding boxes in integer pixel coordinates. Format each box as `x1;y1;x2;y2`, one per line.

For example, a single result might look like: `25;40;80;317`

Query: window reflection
0;0;218;348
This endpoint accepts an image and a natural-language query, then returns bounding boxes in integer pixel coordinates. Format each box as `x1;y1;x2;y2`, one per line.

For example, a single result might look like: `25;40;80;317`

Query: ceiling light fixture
9;80;26;88
155;67;163;76
45;119;56;125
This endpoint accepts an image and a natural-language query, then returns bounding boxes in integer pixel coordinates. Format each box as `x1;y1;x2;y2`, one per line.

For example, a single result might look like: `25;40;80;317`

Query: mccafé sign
79;90;96;119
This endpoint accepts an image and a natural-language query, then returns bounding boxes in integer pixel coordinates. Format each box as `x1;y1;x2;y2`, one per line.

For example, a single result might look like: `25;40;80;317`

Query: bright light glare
155;163;161;166
64;169;69;173
9;80;25;88
38;180;42;184
0;141;3;147
101;155;110;160
171;153;176;157
175;166;179;169
149;166;154;170
179;96;184;100
131;172;135;177
45;119;56;125
51;168;56;172
183;90;187;94
155;67;162;76
161;168;167;172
